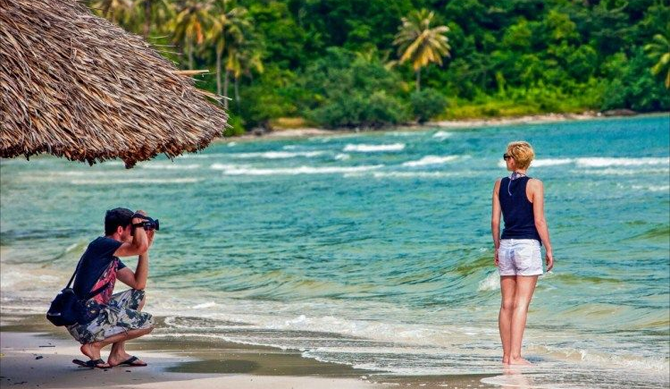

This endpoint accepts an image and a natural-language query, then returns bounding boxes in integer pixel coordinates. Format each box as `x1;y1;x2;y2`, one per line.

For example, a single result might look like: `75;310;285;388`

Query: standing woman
491;141;554;365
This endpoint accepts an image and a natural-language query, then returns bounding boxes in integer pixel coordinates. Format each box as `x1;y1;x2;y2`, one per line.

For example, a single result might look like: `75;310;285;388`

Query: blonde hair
506;141;535;169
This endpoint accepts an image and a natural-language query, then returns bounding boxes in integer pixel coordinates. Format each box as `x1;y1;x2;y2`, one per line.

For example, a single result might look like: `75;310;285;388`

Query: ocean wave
578;168;670;176
531;158;574;167
334;153;351;161
477;272;500;291
432;131;453;139
139;163;201;170
343;143;405;152
402;155;458;167
218;165;384;176
632;184;670;192
70;178;201;185
230;151;326;159
575;157;669;168
370;172;456;178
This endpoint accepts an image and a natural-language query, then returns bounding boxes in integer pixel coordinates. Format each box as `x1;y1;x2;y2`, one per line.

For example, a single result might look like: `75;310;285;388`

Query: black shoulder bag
46;259;109;327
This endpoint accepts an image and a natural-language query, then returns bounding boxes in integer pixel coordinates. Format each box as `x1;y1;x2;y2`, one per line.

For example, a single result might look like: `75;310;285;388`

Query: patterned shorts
67;289;154;344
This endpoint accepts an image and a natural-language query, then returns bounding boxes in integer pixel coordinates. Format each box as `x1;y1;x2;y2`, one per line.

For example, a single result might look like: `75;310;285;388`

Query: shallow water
1;116;669;388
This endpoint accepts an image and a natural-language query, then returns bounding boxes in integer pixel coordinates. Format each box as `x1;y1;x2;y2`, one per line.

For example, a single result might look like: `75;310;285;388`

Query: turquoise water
1;116;669;387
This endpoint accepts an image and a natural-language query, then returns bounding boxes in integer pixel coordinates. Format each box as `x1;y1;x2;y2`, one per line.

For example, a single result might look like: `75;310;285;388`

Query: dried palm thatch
0;0;229;168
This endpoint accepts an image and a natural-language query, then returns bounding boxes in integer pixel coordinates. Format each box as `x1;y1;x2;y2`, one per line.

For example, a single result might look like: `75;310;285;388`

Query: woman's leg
509;275;538;365
499;276;516;364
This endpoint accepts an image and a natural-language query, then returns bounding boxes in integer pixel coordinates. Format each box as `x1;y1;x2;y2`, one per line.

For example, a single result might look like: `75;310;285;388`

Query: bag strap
65;256;84;289
86;281;110;300
67;250;113;299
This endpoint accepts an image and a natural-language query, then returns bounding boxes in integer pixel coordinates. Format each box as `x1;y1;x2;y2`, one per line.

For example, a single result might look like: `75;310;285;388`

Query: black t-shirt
72;237;126;299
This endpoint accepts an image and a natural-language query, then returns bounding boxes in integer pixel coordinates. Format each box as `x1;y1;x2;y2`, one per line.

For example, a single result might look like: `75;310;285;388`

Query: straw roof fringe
0;0;229;168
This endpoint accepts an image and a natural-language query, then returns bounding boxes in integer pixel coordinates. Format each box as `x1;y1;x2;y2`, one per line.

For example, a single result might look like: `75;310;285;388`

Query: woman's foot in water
508;356;532;365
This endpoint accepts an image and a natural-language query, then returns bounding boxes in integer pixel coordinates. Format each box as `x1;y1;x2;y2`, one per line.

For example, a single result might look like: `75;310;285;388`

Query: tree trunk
223;69;230;109
234;76;240;105
216;51;222;96
188;42;194;70
143;1;151;38
416;68;421;92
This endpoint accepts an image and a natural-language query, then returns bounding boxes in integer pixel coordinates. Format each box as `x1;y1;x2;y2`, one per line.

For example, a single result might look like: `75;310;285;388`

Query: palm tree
91;0;133;25
394;9;450;92
644;33;670;89
227;42;264;106
133;0;173;38
207;4;251;103
171;0;215;69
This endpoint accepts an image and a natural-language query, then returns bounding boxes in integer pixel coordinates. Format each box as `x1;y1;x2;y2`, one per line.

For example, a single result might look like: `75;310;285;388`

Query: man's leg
499;276;516;364
80;327;153;367
509;275;538;365
107;294;148;366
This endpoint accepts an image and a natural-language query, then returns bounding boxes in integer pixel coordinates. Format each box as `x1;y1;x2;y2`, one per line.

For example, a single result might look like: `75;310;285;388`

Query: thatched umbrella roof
0;0;229;168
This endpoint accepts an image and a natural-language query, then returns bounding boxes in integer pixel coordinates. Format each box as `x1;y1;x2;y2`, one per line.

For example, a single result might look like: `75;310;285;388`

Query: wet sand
1;315;497;389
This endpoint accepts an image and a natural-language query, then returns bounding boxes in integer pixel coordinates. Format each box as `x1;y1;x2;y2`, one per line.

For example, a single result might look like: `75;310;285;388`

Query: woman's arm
491;179;502;266
530;179;554;271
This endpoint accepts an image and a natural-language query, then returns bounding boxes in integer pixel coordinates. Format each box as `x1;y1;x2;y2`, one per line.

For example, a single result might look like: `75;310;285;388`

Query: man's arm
491;179;502;266
117;230;153;290
114;212;149;257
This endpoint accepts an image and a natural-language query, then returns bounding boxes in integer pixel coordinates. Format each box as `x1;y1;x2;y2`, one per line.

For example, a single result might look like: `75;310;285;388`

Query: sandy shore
1;315;497;389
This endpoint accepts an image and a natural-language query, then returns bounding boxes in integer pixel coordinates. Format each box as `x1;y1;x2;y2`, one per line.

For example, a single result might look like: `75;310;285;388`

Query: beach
1;316;495;388
1;115;669;388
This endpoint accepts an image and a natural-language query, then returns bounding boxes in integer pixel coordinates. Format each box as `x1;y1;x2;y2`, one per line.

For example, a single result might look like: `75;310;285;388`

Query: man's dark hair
105;208;134;236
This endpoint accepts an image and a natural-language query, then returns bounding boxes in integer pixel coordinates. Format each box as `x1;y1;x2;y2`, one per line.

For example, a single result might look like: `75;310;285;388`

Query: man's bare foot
508;356;532;365
80;343;110;368
108;352;146;367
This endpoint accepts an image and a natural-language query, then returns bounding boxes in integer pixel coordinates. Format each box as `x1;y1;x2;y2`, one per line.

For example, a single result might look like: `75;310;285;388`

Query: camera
132;214;160;232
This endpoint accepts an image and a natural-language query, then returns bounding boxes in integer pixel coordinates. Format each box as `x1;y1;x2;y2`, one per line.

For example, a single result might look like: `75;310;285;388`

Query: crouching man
68;208;155;368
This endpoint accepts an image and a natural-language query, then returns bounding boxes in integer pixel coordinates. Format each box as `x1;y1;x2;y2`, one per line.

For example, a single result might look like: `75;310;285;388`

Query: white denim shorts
498;239;543;276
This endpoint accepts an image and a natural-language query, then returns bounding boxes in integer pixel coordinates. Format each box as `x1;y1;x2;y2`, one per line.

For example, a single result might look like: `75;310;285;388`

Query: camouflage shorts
67;289;154;344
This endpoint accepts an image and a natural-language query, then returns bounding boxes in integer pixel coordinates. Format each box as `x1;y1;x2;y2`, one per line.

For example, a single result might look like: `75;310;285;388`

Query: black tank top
499;176;541;242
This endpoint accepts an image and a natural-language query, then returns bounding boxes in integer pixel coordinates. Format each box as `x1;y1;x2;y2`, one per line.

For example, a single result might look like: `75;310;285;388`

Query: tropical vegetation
87;0;670;134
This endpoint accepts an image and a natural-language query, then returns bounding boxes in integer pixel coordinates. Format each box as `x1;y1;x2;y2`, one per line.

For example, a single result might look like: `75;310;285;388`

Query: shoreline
0;314;498;389
220;111;669;142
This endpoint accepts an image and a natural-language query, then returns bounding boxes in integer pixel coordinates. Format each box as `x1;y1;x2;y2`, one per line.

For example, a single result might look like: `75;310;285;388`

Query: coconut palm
394;9;450;92
207;3;251;102
644;33;670;89
171;0;214;69
133;0;173;38
91;0;133;25
227;42;264;106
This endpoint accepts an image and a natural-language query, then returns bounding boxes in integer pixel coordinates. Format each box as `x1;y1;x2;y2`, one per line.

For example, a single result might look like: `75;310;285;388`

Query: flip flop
117;356;147;367
72;358;108;369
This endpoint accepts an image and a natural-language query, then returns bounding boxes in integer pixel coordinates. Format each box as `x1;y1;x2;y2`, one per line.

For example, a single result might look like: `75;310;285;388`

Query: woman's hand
494;248;499;267
545;250;554;272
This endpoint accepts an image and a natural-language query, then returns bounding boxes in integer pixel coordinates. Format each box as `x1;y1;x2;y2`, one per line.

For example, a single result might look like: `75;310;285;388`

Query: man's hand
545;250;554;272
132;209;147;225
146;229;155;248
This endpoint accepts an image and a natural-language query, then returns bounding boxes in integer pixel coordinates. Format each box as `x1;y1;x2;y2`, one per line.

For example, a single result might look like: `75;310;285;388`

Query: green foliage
223;114;246;136
88;0;670;134
302;48;408;128
410;89;447;123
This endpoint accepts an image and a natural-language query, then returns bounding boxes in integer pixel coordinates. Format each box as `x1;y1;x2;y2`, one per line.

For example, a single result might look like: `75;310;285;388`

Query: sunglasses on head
503;154;512;160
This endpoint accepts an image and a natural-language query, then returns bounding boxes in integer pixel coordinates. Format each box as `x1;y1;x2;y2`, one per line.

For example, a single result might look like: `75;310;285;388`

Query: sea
1;115;669;388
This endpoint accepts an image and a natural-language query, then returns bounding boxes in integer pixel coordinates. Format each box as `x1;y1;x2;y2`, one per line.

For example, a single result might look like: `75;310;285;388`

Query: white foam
219;165;384;176
578;168;670;176
70;178;200;185
575;157;669;168
192;301;218;309
371;172;455;178
230;151;326;159
402;155;458;167
343;143;405;152
139;163;201;170
334;153;351;161
477;272;500;291
632;185;670;192
532;158;574;167
227;142;237;147
432;131;453;139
